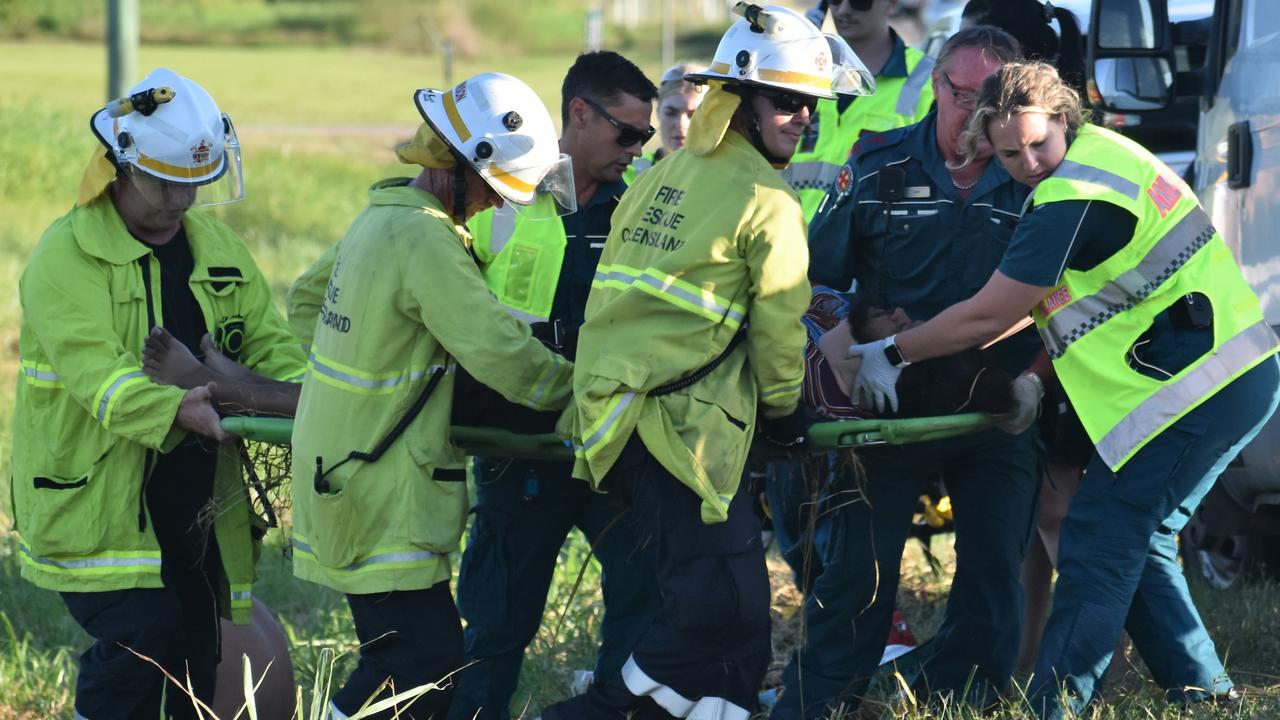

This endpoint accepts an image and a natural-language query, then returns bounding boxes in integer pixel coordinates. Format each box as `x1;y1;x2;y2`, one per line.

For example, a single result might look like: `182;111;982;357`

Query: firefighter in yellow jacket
289;72;577;720
13;68;306;719
543;6;875;720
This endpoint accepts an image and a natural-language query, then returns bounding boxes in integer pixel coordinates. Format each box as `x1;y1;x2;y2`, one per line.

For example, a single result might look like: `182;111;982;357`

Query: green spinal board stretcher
220;413;996;457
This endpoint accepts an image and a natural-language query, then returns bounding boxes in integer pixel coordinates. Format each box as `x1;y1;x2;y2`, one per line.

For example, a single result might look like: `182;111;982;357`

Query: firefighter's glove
804;0;828;27
847;339;901;413
759;408;810;454
996;372;1044;435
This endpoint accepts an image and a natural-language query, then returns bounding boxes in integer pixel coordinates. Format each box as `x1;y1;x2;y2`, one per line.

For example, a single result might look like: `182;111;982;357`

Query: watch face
884;342;906;368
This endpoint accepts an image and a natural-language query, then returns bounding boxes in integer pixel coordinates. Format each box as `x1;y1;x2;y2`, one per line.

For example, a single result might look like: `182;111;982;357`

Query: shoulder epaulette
850;126;908;161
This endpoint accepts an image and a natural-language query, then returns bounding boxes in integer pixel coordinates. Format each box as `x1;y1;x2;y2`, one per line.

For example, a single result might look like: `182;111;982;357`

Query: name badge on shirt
905;185;931;199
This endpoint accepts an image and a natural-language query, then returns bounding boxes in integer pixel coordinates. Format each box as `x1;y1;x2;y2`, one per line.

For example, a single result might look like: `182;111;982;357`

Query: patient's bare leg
200;334;261;384
144;328;301;417
194;333;301;416
143;327;213;390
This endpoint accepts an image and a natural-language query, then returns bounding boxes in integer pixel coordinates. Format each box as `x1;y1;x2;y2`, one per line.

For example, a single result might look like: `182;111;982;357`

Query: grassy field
2;34;1279;720
0;0;732;55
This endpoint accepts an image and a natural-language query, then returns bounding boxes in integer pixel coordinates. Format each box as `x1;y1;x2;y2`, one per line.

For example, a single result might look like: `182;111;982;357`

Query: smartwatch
883;334;912;368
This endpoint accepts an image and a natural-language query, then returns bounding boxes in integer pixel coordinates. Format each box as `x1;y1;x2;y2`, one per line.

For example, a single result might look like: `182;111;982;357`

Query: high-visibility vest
780;47;935;221
1031;124;1280;470
622;149;660;186
469;174;637;324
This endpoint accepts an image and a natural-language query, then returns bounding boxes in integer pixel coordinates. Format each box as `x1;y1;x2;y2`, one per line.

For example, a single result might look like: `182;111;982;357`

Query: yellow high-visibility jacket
290;179;573;593
564;134;811;523
13;194;305;623
285;243;334;348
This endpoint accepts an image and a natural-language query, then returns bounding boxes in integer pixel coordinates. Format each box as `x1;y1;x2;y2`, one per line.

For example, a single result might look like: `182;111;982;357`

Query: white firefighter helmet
90;67;244;208
686;3;875;99
413;72;576;214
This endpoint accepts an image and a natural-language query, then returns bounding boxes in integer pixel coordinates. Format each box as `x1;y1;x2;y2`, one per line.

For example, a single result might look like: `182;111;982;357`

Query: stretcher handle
221;416;293;444
218;418;577;458
222;413;996;456
807;413;996;449
449;426;574;459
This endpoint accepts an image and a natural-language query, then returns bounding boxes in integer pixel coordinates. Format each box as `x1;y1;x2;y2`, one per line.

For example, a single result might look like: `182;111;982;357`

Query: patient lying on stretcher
805;289;1014;420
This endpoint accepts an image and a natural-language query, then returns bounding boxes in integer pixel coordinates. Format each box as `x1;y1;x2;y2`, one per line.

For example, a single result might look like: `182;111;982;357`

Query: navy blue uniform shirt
808;112;1039;373
551;178;627;329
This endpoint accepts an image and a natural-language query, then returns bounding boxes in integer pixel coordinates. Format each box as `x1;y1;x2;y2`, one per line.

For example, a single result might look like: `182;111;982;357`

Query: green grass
1;36;1279;719
0;1;733;56
3;528;1278;718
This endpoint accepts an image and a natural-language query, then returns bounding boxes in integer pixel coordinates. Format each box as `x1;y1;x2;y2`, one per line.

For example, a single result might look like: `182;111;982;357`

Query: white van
1088;0;1280;585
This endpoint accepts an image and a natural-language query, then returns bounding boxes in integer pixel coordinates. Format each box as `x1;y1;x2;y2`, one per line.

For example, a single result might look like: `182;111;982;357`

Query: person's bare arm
894;271;1051;363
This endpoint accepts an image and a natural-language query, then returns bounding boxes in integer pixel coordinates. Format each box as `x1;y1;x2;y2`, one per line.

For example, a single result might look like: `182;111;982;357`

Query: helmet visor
492;153;577;217
119;113;245;209
532;153;577;216
826;34;877;97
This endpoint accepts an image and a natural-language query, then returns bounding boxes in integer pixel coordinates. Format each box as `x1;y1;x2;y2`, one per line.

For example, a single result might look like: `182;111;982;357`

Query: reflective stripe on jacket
564;132;810;523
1031;125;1280;470
290;179;573;593
13;194;306;622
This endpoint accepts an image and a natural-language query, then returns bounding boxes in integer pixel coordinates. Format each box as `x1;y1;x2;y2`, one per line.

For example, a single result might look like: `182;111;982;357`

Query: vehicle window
1097;0;1162;49
1245;0;1280;48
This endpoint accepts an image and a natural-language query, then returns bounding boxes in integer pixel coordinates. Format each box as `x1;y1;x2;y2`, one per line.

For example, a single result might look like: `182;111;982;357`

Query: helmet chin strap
736;87;791;166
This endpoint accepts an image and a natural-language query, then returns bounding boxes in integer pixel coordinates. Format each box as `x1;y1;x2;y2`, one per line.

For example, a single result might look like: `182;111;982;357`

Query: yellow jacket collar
368;177;473;246
69;193;250;272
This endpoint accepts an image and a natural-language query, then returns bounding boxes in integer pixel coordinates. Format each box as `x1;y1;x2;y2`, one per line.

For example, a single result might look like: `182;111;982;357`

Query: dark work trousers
450;458;659;720
772;426;1041;720
542;433;771;720
63;439;223;720
1030;356;1280;719
763;457;837;594
332;581;464;720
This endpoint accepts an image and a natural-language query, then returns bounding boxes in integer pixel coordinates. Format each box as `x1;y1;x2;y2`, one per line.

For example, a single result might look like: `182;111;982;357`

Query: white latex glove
847;339;902;413
804;0;828;27
996;372;1044;434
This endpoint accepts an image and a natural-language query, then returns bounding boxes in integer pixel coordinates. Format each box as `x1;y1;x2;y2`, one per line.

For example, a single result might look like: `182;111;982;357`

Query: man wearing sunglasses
773;26;1037;719
781;0;936;223
765;0;938;618
448;51;661;720
546;5;874;720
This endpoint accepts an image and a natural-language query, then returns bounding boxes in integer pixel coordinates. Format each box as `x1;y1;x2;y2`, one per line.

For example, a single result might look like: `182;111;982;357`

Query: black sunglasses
581;96;656;148
828;0;875;9
755;88;819;117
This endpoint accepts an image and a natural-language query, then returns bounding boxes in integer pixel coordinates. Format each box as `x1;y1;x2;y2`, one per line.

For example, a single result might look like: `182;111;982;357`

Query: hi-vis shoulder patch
1040;286;1072;316
834;163;854;199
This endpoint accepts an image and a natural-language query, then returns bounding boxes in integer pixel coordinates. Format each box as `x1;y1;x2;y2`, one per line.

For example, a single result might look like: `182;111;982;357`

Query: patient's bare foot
200;334;257;383
143;327;213;389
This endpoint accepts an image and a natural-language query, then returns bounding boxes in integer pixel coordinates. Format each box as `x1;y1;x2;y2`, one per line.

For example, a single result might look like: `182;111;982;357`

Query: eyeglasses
581;96;656;148
939;72;981;110
756;88;819;117
828;0;875;9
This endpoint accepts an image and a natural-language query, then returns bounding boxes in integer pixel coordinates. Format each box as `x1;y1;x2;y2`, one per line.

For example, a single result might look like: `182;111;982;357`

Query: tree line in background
0;0;738;56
